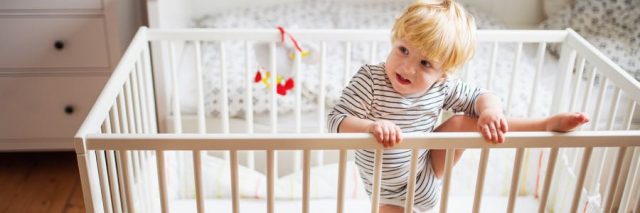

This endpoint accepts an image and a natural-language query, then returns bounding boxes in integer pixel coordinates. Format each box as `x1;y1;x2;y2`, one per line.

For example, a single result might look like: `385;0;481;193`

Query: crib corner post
551;30;578;114
75;137;98;213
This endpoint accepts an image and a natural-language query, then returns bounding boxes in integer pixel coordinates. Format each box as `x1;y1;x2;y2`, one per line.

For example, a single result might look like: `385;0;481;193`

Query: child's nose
399;63;416;75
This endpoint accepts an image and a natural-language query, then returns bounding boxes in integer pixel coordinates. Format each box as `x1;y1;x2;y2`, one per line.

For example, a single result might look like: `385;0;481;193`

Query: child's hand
477;109;508;143
367;120;403;148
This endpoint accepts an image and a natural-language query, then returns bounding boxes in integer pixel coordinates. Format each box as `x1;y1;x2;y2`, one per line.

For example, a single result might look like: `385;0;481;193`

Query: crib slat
303;149;311;213
121;150;135;212
193;150;205;213
125;75;137;134
569;57;586;111
371;149;383;213
506;42;522;115
538;147;559;213
507;148;525;213
604;147;627;212
169;41;182;134
613;102;638;211
607;88;622;130
106;150;123;212
404;149;419;213
621;147;640;212
195;41;206;134
244;41;256;171
270;42;277;134
230;150;240;213
267;150;275;213
344;42;352;86
487;42;498;90
440;148;455;213
156;150;169;213
96;150;113;213
141;43;158;133
591;78;608;131
118;89;130;134
337;150;347;213
131;70;143;135
472;149;490;213
528;42;546;117
319;42;327;133
571;147;593;212
135;57;150;134
220;42;230;135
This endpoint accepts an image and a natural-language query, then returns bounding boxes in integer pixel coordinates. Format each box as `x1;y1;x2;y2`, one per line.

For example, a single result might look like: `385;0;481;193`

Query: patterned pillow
540;0;640;81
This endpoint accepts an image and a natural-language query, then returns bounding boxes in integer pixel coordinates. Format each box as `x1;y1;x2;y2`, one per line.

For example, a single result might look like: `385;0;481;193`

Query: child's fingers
494;121;504;143
395;126;403;145
382;126;390;148
482;125;492;142
500;118;508;132
489;123;498;143
388;126;396;147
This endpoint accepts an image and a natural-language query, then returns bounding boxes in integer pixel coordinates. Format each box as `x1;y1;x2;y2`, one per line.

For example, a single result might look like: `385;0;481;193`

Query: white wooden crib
75;27;640;213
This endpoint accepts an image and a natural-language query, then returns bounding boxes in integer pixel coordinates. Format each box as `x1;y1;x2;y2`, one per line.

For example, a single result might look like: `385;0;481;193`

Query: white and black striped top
327;63;486;210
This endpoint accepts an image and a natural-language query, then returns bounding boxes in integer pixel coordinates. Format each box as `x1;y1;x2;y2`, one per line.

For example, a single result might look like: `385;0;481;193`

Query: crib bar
131;70;143;135
270;42;277;134
538;147;558;213
230;150;240;213
156;150;169;213
528;42;546;117
106;150;123;212
220;42;230;135
168;42;182;133
337;150;347;213
606;88;622;130
303;149;311;213
245;41;254;134
96;150;113;213
295;50;302;134
570;147;593;212
344;42;352;86
193;151;205;213
135;57;150;134
506;42;523;115
119;89;130;134
621;147;640;212
440;149;455;213
404;149;420;213
319;42;327;133
195;41;206;134
591;78;608;131
141;43;157;133
507;148;525;213
592;147;610;195
371;149;383;213
487;42;498;90
472;149;490;213
121;150;134;212
244;41;256;171
551;45;577;115
267;150;275;213
569;57;586;111
580;68;598;117
370;41;377;64
604;147;627;212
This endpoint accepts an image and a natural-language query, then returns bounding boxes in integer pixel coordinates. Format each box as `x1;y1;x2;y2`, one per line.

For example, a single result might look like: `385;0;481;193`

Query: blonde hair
391;0;477;72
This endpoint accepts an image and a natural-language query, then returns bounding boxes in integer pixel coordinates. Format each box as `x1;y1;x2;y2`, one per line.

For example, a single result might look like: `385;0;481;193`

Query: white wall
189;0;545;28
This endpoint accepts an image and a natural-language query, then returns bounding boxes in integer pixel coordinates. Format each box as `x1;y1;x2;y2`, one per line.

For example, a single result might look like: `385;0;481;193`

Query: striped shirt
327;63;486;210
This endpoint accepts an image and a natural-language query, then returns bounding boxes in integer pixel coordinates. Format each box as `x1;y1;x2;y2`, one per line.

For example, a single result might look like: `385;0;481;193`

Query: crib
74;27;640;213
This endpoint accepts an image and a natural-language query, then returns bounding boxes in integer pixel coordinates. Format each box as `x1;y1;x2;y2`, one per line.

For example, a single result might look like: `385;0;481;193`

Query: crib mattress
170;196;540;212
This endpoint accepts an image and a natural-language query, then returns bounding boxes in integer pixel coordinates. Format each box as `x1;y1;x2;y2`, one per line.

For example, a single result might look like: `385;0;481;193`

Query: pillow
540;0;640;81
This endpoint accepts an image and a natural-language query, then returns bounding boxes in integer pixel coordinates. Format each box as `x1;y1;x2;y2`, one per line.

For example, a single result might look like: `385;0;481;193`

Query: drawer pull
64;105;74;115
54;40;65;50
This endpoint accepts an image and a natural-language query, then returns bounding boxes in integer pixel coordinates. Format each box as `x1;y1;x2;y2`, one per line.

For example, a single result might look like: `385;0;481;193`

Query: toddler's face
385;39;445;96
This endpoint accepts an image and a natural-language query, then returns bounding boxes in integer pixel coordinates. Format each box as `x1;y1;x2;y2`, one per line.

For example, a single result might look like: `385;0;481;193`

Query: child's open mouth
396;73;411;85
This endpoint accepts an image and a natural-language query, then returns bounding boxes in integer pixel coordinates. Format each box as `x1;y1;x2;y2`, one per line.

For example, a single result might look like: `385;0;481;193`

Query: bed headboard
147;0;546;29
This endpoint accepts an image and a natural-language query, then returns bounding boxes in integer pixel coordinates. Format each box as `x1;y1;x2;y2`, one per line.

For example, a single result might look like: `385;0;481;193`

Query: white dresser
0;0;142;151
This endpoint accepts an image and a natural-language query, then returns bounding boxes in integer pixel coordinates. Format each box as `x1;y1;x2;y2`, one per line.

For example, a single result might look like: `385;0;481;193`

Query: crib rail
76;27;640;213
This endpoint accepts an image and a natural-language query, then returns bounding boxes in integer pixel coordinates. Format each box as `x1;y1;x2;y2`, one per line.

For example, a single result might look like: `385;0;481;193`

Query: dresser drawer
0;76;107;138
0;17;109;69
0;0;101;10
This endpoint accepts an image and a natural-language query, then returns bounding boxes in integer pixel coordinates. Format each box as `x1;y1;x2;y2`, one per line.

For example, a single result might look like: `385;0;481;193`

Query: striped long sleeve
327;66;374;133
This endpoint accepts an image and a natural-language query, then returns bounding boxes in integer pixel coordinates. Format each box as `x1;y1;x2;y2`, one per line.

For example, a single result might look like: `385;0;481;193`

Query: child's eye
398;46;409;55
420;60;431;68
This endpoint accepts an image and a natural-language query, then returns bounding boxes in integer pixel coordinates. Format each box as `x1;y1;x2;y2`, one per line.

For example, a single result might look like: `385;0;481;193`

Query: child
326;0;589;212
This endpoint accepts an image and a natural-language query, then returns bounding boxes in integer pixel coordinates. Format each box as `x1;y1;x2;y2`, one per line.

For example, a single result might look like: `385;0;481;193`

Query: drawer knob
54;41;65;50
64;105;74;115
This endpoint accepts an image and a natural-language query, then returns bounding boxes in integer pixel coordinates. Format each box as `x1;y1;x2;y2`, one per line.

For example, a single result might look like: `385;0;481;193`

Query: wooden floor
0;152;84;213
